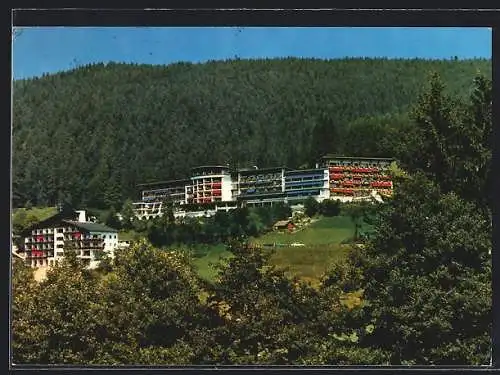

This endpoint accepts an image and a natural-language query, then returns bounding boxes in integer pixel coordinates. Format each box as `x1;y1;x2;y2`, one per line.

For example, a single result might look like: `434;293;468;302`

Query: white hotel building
18;210;119;269
132;156;396;219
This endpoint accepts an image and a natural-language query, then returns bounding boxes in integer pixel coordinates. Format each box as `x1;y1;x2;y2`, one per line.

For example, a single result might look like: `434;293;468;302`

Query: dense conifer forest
12;58;491;209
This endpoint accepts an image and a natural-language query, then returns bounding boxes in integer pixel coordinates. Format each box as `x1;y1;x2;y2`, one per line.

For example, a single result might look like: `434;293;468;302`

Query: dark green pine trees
12;58;490;209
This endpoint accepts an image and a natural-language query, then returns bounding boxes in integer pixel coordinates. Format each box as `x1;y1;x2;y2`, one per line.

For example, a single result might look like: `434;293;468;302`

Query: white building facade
20;210;118;269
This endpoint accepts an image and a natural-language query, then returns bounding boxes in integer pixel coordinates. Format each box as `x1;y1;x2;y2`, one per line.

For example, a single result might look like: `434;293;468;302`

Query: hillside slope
12;58;491;209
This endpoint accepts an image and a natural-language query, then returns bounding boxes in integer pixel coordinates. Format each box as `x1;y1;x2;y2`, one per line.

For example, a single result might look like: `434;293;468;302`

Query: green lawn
192;216;360;285
191;243;234;282
269;244;351;286
253;215;357;246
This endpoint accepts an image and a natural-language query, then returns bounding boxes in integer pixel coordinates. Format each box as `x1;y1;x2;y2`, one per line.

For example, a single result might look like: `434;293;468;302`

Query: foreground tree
204;240;388;365
205;241;323;364
12;249;105;364
407;72;492;210
11;259;44;363
329;173;492;365
94;240;223;364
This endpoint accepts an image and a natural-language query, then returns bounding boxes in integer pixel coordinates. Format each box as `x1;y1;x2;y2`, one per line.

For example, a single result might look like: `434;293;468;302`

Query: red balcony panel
330;173;343;180
329;166;344;172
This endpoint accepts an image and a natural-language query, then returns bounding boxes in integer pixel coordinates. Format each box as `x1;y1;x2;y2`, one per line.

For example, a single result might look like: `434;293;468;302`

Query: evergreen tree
120;199;136;230
330;173;491;365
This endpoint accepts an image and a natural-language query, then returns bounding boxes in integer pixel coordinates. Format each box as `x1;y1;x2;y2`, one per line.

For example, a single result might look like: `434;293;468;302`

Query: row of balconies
192;184;223;190
142;190;185;196
284;186;325;192
327;162;391;168
29;245;54;252
330;180;393;187
241;187;283;195
330;187;393;195
25;236;54;244
64;234;101;241
239;179;280;185
195;198;215;203
27;250;52;258
329;166;378;173
192;186;222;192
192;178;223;183
233;183;282;191
142;187;185;194
31;228;55;235
27;249;102;259
192;171;229;177
194;189;222;195
240;174;282;183
330;173;392;180
285;179;326;185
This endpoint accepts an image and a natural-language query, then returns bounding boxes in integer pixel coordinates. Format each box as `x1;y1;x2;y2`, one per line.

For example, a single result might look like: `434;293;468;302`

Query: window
57;228;63;233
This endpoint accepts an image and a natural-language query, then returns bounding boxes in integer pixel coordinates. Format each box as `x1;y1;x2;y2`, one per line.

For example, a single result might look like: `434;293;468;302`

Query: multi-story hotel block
139;179;189;204
132;155;396;219
133;179;188;220
284;168;330;203
235;167;288;207
322;155;395;201
18;210;118;269
189;166;233;204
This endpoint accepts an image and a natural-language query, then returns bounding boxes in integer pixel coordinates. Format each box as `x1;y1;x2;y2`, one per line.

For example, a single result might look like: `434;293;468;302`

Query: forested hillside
12;58;491;209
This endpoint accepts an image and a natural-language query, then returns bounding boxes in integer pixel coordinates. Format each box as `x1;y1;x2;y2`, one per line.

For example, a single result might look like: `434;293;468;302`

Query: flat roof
238;166;290;174
137;178;190;187
286;168;325;174
237;191;286;199
191;165;230;171
321;155;395;161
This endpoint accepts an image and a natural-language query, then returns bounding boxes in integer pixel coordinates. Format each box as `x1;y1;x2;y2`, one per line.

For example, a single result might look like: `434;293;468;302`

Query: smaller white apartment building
19;210;119;269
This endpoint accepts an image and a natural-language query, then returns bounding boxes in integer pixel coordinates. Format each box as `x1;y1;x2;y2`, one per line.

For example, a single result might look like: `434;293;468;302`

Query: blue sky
12;27;492;80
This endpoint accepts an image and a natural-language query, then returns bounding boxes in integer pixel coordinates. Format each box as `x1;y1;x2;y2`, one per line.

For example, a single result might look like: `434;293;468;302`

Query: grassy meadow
192;215;362;286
